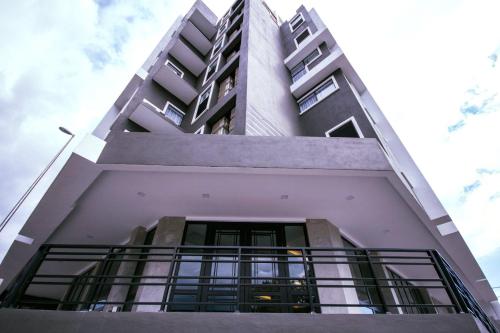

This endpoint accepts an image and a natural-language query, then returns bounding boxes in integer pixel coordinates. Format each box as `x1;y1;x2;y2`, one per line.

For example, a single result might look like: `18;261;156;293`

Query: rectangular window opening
166;60;184;78
289;12;305;32
326;117;363;138
298;76;338;114
163;102;185;126
294;27;311;47
193;83;214;123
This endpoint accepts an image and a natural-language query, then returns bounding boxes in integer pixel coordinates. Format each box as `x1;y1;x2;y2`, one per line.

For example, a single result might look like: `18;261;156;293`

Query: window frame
211;35;226;59
325;116;364;138
203;54;222;86
163;101;185;126
291;47;322;82
216;19;230;39
294;27;312;48
289;12;305;32
192;82;215;124
194;125;205;134
165;60;184;78
297;75;339;114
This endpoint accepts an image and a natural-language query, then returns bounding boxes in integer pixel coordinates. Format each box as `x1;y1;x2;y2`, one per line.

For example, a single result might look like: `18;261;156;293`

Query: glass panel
295;29;310;45
184;224;207;246
290;15;304;30
166;62;183;77
299;94;317;113
165;105;184;126
170;224;207;311
206;230;239;311
315;79;336;100
250;230;282;312
303;49;320;65
291;62;307;83
342;239;383;314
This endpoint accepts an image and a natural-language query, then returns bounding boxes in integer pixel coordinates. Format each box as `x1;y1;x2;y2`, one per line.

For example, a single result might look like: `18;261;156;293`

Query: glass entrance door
169;222;314;313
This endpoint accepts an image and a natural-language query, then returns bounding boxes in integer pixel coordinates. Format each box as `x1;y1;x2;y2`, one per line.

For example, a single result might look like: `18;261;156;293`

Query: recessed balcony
129;99;183;134
169;39;206;77
284;27;336;71
153;61;198;105
180;20;212;56
290;44;344;98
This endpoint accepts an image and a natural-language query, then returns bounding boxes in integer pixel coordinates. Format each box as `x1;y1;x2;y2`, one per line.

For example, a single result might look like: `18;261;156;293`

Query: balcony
129;99;184;134
153;60;198;105
284;27;336;72
180;20;212;56
169;39;206;77
290;44;344;98
0;244;496;332
187;8;217;40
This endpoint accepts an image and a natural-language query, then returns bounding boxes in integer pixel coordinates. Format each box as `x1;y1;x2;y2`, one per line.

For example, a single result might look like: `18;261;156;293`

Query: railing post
429;250;466;313
235;247;241;313
160;246;178;312
86;246;114;311
364;249;388;313
0;244;49;308
302;248;315;313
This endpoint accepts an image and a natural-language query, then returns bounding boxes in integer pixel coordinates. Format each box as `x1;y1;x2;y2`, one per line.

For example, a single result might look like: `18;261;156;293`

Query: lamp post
0;127;75;233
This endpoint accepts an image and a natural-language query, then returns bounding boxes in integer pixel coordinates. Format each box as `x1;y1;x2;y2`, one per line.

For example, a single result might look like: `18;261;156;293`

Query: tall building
0;1;498;332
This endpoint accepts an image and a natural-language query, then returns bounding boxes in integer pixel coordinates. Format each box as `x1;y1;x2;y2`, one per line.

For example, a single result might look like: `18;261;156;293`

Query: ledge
98;133;392;172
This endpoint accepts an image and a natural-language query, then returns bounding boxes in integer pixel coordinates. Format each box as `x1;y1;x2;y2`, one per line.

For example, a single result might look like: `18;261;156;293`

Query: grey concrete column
104;226;147;312
306;219;361;314
134;216;185;312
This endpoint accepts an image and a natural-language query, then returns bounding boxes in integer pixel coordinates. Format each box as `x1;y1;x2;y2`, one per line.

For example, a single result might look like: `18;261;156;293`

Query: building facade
0;1;499;332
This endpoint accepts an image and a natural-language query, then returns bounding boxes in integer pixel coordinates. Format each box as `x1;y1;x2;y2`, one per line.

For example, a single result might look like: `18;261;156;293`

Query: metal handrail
0;244;496;333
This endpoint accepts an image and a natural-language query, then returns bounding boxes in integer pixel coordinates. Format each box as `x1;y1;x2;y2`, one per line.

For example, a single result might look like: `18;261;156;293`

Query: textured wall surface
0;310;484;333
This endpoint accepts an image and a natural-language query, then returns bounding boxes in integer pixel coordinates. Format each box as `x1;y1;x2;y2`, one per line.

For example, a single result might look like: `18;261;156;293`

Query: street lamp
0;127;75;233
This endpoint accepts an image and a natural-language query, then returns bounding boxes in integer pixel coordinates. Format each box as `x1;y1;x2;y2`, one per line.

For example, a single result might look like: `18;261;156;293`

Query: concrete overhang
284;27;336;70
152;63;198;105
169;39;206;77
188;7;217;40
129;99;184;134
0;134;496;314
291;44;344;98
180;20;212;56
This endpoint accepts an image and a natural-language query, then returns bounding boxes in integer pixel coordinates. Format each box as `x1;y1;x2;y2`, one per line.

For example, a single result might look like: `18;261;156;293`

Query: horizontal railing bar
16;300;457;308
27;279;448;289
31;274;443;282
43;244;435;252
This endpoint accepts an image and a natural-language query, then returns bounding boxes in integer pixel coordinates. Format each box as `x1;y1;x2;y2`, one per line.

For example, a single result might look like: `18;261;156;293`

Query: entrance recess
169;222;315;313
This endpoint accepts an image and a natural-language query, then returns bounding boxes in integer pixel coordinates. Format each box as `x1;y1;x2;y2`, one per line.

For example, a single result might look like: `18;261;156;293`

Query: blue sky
0;0;498;297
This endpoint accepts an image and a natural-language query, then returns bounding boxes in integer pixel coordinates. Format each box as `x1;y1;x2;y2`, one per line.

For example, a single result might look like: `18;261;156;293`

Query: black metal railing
0;244;496;332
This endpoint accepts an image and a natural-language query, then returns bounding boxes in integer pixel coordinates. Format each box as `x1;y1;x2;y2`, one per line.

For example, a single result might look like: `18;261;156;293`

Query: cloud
476;168;500;175
489;53;497;67
447;119;465;132
463;180;481;193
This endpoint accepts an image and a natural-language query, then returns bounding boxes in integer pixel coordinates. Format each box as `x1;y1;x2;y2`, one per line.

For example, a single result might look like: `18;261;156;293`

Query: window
217;19;229;39
298;76;339;114
203;54;221;85
192;83;214;123
325;117;364;138
165;60;184;78
211;36;226;59
194;126;205;134
290;47;321;82
294;27;311;47
289;12;304;32
163;102;185;126
210;109;235;135
217;67;238;101
388;270;434;314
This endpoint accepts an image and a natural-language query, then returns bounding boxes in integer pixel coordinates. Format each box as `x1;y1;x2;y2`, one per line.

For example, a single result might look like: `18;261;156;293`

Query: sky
0;0;498;298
